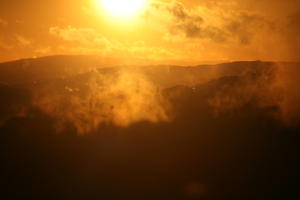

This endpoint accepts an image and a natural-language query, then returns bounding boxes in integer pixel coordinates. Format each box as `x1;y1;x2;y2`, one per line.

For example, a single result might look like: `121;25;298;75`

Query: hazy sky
0;0;299;64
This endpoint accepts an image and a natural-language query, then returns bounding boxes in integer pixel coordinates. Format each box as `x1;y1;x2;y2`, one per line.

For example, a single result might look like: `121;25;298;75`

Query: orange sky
0;0;299;64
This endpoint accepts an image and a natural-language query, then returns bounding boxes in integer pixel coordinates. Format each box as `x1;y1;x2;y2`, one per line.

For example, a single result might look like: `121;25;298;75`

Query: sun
99;0;147;19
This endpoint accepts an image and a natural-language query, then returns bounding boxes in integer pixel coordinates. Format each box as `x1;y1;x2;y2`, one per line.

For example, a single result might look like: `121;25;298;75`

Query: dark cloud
165;1;227;42
167;1;191;21
226;12;274;45
288;11;300;32
152;1;273;45
276;11;300;61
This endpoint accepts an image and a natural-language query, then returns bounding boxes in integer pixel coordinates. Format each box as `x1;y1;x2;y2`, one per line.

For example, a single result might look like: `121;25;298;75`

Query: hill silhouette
0;56;299;199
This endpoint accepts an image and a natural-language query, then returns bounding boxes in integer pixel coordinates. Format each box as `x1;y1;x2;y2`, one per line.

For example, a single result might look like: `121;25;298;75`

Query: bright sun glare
99;0;147;19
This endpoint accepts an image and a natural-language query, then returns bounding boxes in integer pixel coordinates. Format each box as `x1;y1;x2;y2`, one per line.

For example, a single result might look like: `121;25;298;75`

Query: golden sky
0;0;299;64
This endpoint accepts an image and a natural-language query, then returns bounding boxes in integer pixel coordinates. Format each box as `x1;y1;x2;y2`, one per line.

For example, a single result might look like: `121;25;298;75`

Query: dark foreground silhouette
0;57;299;199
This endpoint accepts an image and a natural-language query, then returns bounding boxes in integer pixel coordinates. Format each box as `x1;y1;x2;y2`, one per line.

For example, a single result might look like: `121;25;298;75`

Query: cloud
15;34;32;47
0;37;13;50
0;18;12;49
49;26;121;56
137;0;300;62
225;12;274;45
49;26;110;46
165;1;227;42
288;11;300;32
34;46;51;55
0;18;7;26
49;26;175;62
272;11;300;61
146;1;273;45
